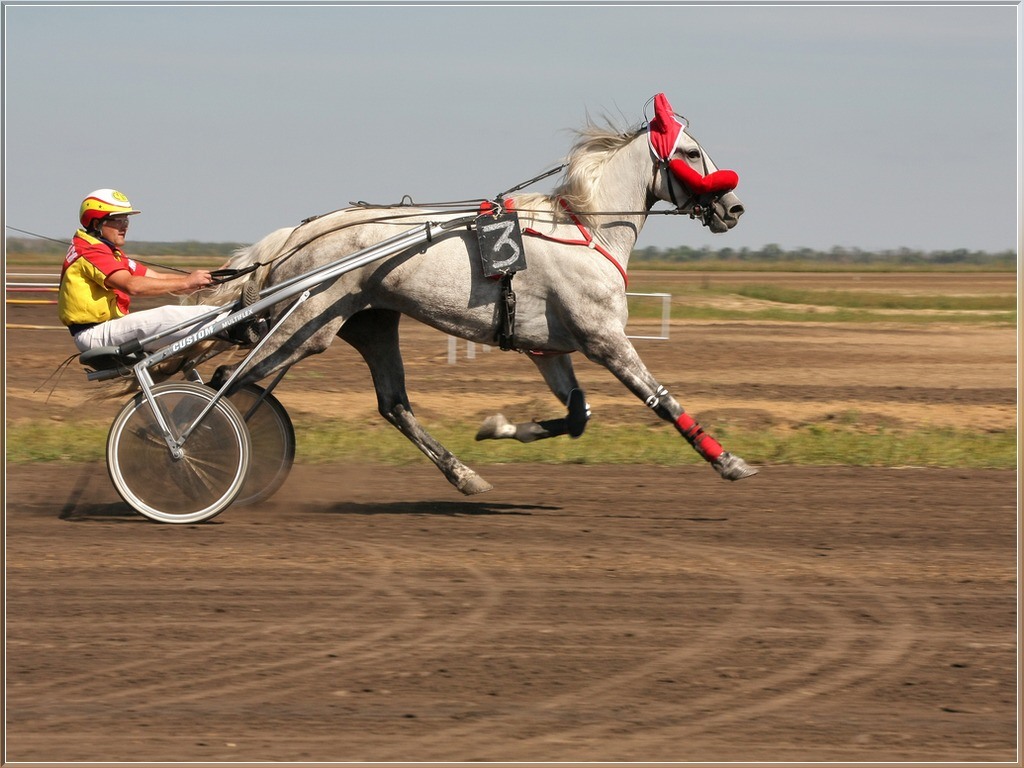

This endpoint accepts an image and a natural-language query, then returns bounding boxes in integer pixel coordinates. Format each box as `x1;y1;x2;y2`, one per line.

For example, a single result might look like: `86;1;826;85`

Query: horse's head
647;93;744;233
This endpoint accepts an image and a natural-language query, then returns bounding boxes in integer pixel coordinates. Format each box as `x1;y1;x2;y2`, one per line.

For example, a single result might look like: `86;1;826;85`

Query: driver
58;189;249;353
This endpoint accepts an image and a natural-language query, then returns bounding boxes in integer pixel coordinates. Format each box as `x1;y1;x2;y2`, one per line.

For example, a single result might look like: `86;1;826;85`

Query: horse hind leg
391;403;493;494
475;389;588;443
476;354;591;443
338;310;492;495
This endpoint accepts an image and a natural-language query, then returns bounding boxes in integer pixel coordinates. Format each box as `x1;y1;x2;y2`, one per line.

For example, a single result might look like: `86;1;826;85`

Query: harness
211;142;735;353
517;198;629;288
495;272;518;352
480;196;628;353
118;95;736;357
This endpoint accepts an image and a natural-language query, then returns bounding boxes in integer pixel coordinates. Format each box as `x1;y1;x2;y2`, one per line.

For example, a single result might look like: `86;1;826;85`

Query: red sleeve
79;241;148;279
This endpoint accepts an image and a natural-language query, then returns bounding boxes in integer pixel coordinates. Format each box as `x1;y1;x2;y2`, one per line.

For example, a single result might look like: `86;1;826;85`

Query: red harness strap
478;198;627;356
508;198;629;288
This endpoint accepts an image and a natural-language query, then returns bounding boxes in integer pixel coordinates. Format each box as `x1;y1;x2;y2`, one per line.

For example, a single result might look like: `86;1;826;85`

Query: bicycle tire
224;383;295;506
107;382;251;523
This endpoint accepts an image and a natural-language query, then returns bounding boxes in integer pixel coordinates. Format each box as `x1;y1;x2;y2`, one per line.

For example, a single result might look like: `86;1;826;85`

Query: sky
3;2;1019;254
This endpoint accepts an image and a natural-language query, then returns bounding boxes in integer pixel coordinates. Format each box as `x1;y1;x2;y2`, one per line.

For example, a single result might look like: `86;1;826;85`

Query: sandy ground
4;272;1018;763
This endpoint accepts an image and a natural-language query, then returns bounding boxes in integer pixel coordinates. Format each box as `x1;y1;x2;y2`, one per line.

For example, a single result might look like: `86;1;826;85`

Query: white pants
72;304;224;353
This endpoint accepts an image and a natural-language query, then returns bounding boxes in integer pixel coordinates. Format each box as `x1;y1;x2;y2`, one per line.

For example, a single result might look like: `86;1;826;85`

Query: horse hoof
712;452;759;481
458;474;494;495
476;414;516;441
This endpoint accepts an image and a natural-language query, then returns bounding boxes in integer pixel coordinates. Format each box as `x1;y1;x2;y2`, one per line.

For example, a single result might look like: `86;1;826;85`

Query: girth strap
495;273;517;351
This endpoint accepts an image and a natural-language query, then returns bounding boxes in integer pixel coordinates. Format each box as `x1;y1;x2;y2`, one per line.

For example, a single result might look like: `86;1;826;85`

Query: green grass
6;422;112;463
629;259;1018;273
620;282;1017;324
667;305;1016;325
9;417;1014;469
732;284;1016;311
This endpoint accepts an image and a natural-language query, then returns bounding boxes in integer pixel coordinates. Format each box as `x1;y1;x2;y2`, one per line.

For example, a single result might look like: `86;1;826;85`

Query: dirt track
4;273;1018;762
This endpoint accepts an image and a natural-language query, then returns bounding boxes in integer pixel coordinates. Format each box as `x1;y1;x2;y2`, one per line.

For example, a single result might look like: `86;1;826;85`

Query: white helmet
79;188;141;230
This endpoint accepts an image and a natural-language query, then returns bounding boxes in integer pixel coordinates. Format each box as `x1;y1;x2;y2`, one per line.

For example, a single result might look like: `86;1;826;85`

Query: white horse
194;93;757;494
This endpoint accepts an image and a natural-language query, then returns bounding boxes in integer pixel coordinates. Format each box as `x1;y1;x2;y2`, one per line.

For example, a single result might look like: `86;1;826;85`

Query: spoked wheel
107;382;251;524
222;383;295;506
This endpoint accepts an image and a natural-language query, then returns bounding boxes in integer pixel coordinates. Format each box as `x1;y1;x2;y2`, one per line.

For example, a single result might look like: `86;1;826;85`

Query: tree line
631;243;1017;267
5;236;1017;268
5;237;246;259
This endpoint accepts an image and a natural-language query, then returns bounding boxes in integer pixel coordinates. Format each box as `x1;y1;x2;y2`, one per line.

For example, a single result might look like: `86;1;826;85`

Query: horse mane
184;225;295;307
515;119;644;226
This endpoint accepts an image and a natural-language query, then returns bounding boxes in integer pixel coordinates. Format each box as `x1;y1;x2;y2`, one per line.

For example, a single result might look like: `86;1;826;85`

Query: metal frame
97;216;475;456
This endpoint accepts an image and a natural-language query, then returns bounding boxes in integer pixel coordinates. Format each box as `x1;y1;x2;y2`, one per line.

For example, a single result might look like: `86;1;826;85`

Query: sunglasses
102;216;131;228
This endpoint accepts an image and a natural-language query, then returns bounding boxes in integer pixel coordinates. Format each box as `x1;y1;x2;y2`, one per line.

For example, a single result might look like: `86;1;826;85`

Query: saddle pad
476;211;527;277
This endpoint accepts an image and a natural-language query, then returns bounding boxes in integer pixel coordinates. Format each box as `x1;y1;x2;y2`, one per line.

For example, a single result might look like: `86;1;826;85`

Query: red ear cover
649;93;683;160
668;159;739;196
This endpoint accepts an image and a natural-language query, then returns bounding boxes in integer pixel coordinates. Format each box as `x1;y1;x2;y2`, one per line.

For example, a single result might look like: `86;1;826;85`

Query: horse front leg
475;353;591;443
338;310;492;495
581;332;757;481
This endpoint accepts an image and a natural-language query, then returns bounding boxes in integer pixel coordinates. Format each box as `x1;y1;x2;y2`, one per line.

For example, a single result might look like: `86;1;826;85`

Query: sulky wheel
221;383;295;506
107;382;251;524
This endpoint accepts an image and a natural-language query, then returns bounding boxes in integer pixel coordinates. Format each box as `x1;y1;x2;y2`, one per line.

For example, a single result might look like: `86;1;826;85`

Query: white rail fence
6;276;674;362
6;272;64;329
6;273;59;303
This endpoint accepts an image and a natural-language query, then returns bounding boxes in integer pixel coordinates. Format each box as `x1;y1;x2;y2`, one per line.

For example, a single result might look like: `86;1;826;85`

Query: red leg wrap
675;412;724;462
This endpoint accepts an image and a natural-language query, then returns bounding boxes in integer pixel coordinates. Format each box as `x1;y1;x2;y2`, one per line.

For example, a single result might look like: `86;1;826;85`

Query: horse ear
648;93;683;160
654;93;674;119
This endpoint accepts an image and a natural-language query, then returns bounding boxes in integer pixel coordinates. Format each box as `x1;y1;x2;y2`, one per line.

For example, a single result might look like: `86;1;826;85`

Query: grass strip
732;284;1016;311
621;286;1016;324
666;305;1016;325
8;418;1015;470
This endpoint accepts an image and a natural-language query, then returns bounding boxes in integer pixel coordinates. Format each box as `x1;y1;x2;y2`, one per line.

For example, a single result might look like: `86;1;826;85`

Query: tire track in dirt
5;463;1015;762
363;530;930;761
8;554;401;711
12;539;506;727
580;543;940;760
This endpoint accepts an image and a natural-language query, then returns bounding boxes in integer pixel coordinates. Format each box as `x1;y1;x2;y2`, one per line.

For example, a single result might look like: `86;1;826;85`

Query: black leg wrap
524;389;590;442
566;388;589;438
210;365;234;390
476;389;589;444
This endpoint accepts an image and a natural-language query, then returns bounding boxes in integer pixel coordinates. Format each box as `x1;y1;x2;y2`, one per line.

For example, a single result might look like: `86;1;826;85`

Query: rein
5;225;206;276
236;178;692;286
179;197;701;288
209;263;263;284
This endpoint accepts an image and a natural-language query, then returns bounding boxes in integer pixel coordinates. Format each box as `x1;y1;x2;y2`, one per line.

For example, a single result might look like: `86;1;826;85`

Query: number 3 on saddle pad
476;211;527;277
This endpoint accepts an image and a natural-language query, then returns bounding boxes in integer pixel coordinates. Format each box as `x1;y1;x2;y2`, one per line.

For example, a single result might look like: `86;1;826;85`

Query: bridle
661;127;741;228
645;92;739;230
658;139;733;229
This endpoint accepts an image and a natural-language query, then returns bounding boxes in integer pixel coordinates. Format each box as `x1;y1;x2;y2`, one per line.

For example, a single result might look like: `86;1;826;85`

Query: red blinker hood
648;93;738;197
